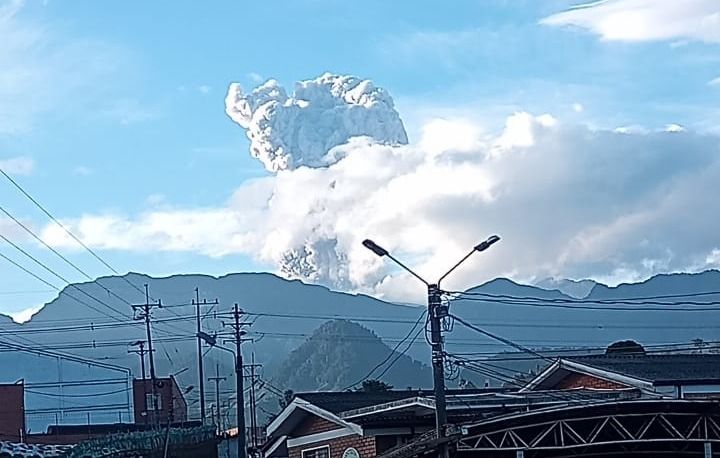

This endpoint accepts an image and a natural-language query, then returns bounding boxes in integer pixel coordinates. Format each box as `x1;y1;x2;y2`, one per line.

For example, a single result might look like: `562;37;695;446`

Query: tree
278;389;294;409
356;380;393;393
606;340;645;355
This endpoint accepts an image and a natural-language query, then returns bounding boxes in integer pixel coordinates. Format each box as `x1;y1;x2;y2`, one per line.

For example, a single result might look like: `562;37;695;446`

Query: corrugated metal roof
568;354;720;383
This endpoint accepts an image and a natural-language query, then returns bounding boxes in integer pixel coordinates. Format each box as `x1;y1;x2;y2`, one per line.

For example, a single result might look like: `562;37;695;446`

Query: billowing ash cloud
42;74;720;302
225;73;408;171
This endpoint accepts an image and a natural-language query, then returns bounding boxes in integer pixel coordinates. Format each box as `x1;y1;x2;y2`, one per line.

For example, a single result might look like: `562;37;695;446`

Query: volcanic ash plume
225;73;408;172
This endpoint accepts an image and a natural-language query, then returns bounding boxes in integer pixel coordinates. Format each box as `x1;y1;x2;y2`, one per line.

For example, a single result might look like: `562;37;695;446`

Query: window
145;393;162;411
302;446;329;458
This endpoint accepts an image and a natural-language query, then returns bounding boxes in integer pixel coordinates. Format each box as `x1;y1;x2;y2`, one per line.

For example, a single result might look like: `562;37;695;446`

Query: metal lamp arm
437;248;477;288
214;345;237;367
386;253;429;286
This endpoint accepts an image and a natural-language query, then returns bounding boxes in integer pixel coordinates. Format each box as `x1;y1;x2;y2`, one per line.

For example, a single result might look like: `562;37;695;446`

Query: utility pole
193;287;219;424
427;284;448;458
132;284;162;426
225;303;248;458
361;235;500;458
129;341;149;380
244;355;262;455
208;363;226;427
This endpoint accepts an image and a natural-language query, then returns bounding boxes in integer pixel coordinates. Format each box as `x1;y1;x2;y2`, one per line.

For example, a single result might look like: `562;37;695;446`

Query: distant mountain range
2;269;719;431
535;277;597;298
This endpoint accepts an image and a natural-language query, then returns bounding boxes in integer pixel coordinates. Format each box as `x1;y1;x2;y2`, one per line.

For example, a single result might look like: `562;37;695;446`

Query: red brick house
261;388;615;458
520;354;720;397
133;376;188;425
264;392;425;458
0;381;25;442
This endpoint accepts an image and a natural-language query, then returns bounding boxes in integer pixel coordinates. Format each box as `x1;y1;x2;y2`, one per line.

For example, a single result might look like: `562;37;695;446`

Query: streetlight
197;331;247;458
362;235;500;458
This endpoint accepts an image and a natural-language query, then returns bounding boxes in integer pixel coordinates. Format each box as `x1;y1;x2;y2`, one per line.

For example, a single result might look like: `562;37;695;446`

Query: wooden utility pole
132;284;162;426
247;354;262;453
224;304;248;458
128;341;150;380
193;287;219;424
208;363;226;426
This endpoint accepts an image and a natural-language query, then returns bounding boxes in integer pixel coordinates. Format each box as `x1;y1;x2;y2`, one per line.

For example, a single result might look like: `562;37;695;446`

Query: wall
0;384;24;442
295;417;342;436
28;432;101;445
133;378;187;425
554;373;628;390
289;435;376;458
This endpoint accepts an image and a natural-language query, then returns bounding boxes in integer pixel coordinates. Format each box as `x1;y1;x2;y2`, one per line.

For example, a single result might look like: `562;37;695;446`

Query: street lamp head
362;239;389;257
474;235;501;253
197;331;217;347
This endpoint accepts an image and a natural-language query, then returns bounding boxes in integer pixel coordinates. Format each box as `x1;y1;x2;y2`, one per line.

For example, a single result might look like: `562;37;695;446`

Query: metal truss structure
457;400;720;456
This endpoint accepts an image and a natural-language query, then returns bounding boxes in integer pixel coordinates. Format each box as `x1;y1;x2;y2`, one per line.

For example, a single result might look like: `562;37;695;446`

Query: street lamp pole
197;329;247;458
362;235;500;458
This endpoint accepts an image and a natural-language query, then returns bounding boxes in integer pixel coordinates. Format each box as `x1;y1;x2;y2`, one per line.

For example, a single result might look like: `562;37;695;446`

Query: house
376;353;720;458
0;381;25;442
521;353;720;398
262;387;638;458
132;376;188;425
264;391;432;458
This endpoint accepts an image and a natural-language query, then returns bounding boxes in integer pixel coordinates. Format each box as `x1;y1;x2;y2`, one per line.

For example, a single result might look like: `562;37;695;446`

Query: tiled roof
295;389;501;414
295;391;428;414
567;354;720;383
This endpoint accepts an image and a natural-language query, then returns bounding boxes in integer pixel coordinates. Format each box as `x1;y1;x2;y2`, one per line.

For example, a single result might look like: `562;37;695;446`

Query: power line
448;290;720;310
0;205;136;313
451;288;720;302
449;314;551;362
0;234;129;319
342;310;427;391
26;386;131;398
0;169;148;299
449;295;720;311
0;251;125;322
374;325;426;382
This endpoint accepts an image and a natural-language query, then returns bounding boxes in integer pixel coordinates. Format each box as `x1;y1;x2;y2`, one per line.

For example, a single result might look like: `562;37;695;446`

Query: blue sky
2;0;720;320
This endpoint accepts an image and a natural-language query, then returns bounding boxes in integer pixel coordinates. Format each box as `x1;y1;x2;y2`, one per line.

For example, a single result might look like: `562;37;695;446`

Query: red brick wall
294;416;343;436
0;384;24;442
555;372;628;390
289;434;376;458
133;377;187;425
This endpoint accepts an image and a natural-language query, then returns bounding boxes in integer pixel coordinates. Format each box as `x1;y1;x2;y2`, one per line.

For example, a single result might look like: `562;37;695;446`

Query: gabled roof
522;354;720;392
521;359;651;392
265;389;497;439
295;391;428;414
265;396;363;438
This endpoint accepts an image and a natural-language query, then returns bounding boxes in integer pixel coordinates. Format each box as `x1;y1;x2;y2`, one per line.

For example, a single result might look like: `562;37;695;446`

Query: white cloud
664;123;686;133
614;125;649;134
542;0;720;43
706;249;720;267
0;156;34;175
9;304;42;323
40;99;720;301
572;103;584;113
709;76;720;87
198;85;211;94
